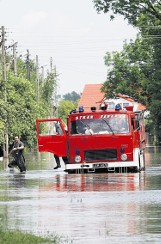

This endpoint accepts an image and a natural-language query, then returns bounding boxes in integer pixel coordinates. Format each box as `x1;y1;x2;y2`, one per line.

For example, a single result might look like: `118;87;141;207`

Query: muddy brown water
0;147;161;244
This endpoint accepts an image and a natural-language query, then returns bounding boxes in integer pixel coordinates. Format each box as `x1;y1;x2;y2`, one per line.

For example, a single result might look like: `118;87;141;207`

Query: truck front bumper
65;160;139;172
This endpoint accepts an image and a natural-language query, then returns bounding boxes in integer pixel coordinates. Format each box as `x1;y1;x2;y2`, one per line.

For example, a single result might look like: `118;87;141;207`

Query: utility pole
36;55;39;102
41;64;47;86
53;65;58;117
1;26;8;158
13;42;17;75
26;49;30;80
41;65;44;85
50;57;53;72
1;26;6;84
5;41;17;75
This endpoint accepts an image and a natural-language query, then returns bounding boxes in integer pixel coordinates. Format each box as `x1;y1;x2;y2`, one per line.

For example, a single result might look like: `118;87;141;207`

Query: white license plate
93;163;108;168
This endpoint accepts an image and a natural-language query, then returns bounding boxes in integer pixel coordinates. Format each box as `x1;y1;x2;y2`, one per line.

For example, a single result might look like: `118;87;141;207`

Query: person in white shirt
84;125;94;135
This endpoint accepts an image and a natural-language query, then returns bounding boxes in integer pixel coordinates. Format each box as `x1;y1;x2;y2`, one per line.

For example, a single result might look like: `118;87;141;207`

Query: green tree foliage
93;0;161;144
63;91;80;102
0;72;45;148
57;91;80;123
93;0;161;26
102;37;153;105
58;100;76;123
41;71;57;103
0;55;57;150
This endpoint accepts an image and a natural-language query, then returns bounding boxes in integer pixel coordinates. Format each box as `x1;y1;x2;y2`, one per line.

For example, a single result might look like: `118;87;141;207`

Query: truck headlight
75;155;81;163
121;154;127;161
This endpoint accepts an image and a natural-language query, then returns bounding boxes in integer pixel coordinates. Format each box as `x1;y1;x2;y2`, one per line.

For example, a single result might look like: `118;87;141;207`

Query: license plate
93;163;108;168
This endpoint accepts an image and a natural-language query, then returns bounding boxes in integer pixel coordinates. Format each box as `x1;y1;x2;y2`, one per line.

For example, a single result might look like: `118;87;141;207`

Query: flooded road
0;147;161;243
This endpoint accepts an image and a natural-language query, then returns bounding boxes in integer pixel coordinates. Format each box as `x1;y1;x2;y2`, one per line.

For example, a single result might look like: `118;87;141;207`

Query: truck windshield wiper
102;118;115;135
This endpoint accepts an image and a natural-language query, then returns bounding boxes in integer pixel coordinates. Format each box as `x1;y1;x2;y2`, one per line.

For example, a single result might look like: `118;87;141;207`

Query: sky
0;0;137;96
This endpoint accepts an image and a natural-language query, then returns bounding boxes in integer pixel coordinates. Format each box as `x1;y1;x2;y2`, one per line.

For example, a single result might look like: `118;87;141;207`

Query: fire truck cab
36;105;146;173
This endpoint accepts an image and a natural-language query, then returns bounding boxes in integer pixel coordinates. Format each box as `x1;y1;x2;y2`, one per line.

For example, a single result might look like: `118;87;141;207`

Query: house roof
77;84;104;111
110;93;147;111
137;103;146;111
78;84;146;112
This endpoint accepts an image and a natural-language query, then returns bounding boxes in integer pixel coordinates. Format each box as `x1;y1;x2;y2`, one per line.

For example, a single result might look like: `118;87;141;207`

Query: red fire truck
36;104;146;173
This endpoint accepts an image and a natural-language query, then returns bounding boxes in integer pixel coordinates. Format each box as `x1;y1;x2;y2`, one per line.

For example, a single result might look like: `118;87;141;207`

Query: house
78;84;146;112
103;93;146;111
77;84;105;111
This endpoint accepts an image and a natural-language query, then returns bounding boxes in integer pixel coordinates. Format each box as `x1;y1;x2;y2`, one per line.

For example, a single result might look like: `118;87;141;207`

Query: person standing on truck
8;136;26;172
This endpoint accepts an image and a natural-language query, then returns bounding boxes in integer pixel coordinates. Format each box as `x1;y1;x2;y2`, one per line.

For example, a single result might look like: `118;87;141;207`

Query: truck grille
85;149;117;161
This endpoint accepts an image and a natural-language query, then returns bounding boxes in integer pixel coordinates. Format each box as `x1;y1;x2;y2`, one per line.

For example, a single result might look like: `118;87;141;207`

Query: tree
2;72;45;148
63;91;81;102
41;71;57;103
0;52;57;152
102;36;153;105
57;91;80;123
93;0;161;26
93;0;161;144
58;100;76;123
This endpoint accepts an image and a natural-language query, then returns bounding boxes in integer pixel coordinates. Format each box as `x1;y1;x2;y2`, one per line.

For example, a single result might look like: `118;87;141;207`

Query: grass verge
0;230;59;243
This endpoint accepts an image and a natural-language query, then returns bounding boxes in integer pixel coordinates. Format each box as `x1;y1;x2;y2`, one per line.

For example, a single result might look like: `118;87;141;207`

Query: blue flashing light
115;104;122;111
79;106;84;112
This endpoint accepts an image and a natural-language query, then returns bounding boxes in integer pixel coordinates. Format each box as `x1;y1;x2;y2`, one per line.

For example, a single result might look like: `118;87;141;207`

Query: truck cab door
36;118;67;156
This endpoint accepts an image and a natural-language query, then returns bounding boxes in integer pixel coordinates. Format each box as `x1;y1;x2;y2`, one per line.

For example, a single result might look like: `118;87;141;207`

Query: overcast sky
0;0;137;96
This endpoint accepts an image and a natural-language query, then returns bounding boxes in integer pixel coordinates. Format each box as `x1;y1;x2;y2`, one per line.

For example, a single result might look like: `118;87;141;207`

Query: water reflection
39;173;146;192
0;147;161;243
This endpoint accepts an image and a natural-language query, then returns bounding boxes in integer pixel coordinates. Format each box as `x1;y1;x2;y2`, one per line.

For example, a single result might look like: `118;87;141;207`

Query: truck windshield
70;115;129;135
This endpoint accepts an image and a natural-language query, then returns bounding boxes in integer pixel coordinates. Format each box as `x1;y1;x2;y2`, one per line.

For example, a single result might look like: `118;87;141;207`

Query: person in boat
8;136;26;172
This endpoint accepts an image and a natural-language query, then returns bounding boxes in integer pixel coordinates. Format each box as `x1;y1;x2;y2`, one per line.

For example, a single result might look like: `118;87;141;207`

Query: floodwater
0;147;161;244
